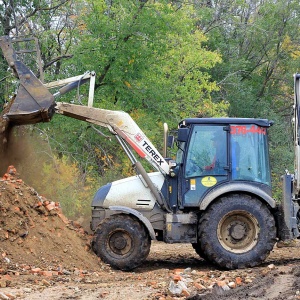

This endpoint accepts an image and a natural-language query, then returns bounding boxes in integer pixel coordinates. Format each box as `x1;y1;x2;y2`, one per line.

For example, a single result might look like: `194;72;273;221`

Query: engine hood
92;172;165;210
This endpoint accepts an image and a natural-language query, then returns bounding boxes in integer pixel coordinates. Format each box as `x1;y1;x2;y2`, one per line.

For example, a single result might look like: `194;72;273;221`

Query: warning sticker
190;179;196;190
201;176;217;187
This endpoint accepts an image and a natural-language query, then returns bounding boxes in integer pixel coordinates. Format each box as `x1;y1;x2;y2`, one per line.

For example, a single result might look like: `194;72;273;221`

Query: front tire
92;214;151;271
192;242;211;262
199;194;276;269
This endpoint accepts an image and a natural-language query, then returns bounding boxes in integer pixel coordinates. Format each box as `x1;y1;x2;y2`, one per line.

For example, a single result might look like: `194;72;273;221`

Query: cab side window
185;126;227;178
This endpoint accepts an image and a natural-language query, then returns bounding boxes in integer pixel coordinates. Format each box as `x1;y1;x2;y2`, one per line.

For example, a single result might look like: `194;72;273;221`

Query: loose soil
0;101;12;164
1;168;300;300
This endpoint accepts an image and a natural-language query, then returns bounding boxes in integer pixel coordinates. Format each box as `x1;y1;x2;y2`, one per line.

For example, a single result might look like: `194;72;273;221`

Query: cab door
182;125;229;207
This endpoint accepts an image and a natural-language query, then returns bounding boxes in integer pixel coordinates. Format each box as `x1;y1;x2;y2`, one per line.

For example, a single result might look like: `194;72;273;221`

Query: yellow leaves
124;81;132;88
120;156;136;177
282;35;293;52
130;109;145;121
38;154;97;218
292;50;300;59
194;99;229;118
41;156;78;193
95;148;114;169
282;35;300;59
78;23;87;32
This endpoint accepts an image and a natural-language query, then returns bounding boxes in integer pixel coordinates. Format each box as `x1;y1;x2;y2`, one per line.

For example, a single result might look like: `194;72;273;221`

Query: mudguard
109;206;157;240
199;181;276;210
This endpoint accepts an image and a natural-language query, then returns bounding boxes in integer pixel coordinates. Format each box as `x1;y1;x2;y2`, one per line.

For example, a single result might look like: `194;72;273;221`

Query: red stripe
122;134;146;158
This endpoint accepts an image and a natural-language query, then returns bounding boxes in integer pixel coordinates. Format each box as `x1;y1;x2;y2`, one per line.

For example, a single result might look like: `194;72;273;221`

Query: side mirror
167;135;175;148
177;128;189;142
163;123;176;157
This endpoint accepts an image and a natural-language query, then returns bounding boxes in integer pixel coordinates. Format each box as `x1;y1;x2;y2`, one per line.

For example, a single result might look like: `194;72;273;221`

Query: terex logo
134;133;143;142
142;141;164;165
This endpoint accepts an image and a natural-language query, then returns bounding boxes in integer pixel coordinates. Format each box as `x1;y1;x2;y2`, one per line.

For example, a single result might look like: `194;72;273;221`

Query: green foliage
37;114;120;176
0;56;9;108
2;0;300;211
197;0;300;200
70;1;223;124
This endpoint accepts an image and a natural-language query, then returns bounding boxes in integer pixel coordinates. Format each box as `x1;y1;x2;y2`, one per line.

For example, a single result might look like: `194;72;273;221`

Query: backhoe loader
1;35;299;271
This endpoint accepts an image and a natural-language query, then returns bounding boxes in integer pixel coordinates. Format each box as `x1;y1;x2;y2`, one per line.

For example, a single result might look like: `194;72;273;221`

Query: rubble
0;239;298;299
0;165;100;273
0;102;11;160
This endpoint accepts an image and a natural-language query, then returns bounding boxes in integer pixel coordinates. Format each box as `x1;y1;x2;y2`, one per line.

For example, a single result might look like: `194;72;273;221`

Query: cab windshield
230;125;271;186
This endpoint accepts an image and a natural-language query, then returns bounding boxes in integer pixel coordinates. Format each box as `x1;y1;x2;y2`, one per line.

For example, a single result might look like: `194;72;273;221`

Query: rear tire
198;194;276;269
92;214;151;271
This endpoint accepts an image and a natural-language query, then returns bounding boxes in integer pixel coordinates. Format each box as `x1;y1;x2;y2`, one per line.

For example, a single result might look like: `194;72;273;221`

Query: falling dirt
0;98;43;177
0;100;12;167
0;125;48;184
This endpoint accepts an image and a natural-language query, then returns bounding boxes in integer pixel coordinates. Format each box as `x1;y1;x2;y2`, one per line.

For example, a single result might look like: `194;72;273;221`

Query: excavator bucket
0;36;55;125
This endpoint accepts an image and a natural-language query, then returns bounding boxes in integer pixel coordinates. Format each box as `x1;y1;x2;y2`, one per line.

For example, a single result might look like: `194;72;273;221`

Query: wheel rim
217;210;260;254
108;230;132;256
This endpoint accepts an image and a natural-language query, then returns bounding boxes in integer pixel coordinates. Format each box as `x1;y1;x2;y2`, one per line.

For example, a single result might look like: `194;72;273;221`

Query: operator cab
175;118;273;208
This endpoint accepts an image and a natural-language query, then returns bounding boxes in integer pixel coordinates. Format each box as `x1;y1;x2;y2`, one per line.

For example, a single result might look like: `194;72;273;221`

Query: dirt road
1;242;300;300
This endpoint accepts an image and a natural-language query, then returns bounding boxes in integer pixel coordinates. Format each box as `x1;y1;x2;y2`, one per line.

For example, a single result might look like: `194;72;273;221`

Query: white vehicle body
92;172;165;210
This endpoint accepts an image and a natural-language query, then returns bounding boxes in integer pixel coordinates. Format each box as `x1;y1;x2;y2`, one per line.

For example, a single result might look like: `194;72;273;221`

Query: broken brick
172;275;182;282
42;279;51;286
45;202;57;211
7;166;16;175
182;289;190;297
194;282;206;290
30;268;42;274
41;271;53;277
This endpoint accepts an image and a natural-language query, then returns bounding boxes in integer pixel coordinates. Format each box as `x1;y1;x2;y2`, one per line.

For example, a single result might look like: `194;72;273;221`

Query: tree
38;0;225;177
195;0;300;197
69;1;224;122
0;0;79;107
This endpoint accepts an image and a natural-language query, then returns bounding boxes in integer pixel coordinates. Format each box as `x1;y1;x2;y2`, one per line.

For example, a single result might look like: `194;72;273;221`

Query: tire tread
198;193;276;269
92;214;151;270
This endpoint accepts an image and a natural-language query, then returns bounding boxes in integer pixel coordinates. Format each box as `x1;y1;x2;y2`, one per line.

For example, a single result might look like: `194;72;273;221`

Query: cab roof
180;118;273;128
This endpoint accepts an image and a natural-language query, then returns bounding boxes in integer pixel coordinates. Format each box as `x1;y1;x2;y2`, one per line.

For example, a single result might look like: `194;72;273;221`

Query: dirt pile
0;166;100;274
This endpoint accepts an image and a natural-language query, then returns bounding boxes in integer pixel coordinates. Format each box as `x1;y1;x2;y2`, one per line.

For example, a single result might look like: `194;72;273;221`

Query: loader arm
0;35;170;175
55;102;170;174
